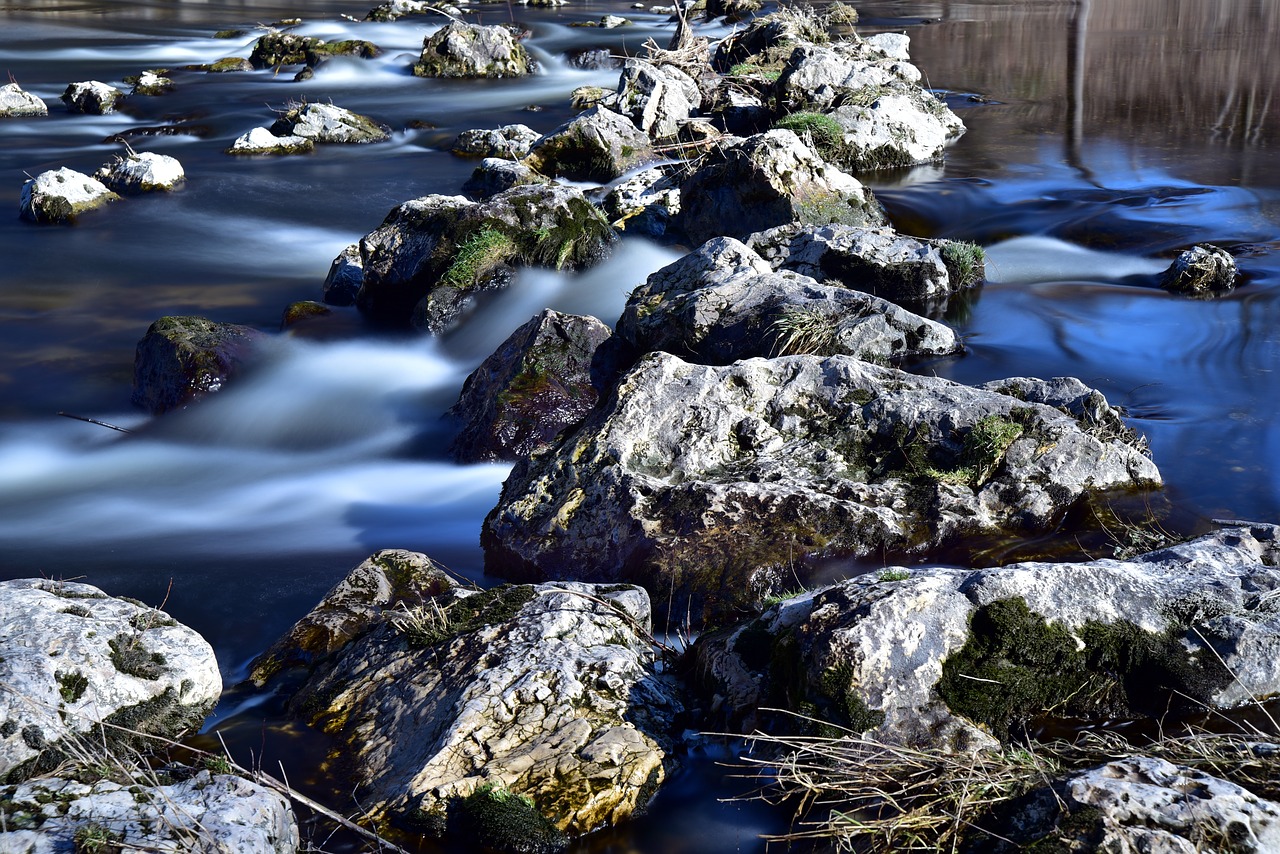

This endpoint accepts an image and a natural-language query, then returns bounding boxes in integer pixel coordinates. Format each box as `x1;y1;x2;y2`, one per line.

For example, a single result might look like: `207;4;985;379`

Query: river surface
0;0;1277;850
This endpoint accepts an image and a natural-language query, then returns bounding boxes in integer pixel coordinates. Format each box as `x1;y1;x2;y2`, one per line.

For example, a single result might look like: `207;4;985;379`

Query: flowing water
0;0;1277;849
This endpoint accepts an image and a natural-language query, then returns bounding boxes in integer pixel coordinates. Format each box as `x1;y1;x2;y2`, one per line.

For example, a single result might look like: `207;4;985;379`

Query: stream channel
1;0;1278;850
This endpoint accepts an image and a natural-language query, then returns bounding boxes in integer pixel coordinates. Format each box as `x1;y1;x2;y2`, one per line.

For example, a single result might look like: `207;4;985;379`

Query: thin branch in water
58;411;133;433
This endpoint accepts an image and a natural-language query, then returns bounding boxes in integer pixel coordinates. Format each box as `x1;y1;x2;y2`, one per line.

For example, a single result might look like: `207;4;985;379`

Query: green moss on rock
456;783;567;854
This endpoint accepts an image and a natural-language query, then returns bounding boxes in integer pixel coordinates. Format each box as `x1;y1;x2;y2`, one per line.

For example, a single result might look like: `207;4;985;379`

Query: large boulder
0;579;221;781
333;183;615;331
755;224;985;308
131;316;266;414
412;21;533;78
0;82;48;117
692;523;1280;749
60;80;122;114
617;236;962;365
677;129;885;246
269;102;389;144
0;771;299;853
524;106;656;184
19;168;121;224
482;352;1160;620
254;552;681;844
448;310;619;463
249;31;380;69
93;151;185;194
613;59;701;140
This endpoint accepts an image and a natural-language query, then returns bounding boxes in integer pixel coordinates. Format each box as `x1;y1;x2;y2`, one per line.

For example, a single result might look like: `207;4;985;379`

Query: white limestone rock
225;126;316;155
0;83;48;117
60;80;123;114
94;151;185;194
19;168;121;224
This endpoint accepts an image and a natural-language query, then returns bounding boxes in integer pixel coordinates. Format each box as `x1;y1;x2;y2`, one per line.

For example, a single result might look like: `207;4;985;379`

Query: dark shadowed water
1;0;1277;849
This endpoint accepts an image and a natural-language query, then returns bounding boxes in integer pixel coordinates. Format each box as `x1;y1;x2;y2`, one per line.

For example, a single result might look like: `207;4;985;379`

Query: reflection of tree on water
1065;0;1092;181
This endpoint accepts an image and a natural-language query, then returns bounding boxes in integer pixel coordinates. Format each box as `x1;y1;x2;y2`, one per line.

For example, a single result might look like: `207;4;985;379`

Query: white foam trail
982;235;1167;284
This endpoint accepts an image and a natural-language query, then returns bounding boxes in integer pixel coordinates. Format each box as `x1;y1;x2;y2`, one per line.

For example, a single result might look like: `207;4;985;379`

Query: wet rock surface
256;553;680;843
131;315;267;414
0;579;221;780
449;310;619;463
483;351;1159;619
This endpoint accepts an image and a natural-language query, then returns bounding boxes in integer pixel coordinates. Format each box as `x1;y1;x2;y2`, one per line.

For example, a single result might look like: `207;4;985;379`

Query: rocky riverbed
3;0;1280;852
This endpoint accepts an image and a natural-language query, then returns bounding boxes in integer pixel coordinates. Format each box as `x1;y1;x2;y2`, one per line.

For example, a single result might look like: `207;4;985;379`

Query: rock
1160;244;1238;297
448;310;619;463
412;21;533;78
322;243;364;306
613;59;701;140
617;236;962;364
0;82;49;117
452;123;541;159
269;102;389;144
1054;756;1280;853
677;129;886;246
712;7;831;73
341;183;614;331
599;166;681;238
365;0;435;21
60;80;123;114
225;126;316;155
250;549;454;686
569;84;612;109
127;70;173;95
249;31;380;69
0;578;221;780
600;14;632;27
131;316;267;414
525;107;656;184
460;157;549;200
483;352;1160;620
280;300;333;331
257;557;680;842
692;523;1280;750
758;224;985;307
206;57;255;73
865;32;910;61
0;771;299;853
707;85;769;135
19;168;121;224
93;151;185;194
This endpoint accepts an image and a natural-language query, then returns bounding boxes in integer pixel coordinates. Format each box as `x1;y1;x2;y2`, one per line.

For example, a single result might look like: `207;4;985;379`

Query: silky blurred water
1;0;1278;850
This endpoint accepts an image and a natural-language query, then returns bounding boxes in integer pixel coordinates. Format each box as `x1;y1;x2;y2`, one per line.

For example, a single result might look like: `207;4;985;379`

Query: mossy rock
453;784;568;853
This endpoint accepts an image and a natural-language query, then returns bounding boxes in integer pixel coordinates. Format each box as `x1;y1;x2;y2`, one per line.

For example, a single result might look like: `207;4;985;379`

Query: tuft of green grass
441;228;517;290
941;240;986;288
770;305;840;356
389;598;454;648
774;111;844;161
73;822;122;854
877;568;911;582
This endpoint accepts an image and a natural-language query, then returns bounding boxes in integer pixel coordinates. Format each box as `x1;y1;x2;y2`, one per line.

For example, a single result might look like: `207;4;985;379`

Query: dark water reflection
1;0;1279;850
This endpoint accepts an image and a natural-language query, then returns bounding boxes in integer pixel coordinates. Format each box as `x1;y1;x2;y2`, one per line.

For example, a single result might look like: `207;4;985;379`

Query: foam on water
983;235;1167;284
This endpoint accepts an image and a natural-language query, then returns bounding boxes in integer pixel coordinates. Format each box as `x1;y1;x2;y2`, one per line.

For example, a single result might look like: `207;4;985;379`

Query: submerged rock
19;167;121;224
270;102;390;144
0;578;221;780
225;126;316;155
0;82;48;117
483;352;1159;620
449;309;619;463
333;183;614;331
678;129;885;246
524;106;656;184
452;123;541;159
131;315;266;414
60;80;123;114
618;236;962;364
692;523;1280;750
1160;243;1238;297
0;771;299;853
412;21;533;78
256;552;680;843
94;151;185;193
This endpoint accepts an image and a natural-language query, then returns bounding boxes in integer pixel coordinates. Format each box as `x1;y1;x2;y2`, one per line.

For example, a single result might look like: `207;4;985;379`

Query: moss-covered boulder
411;21;533;78
269;102;389;144
692;523;1280;748
523;106;656;184
249;30;380;69
19;168;120;224
131;315;266;414
482;352;1160;622
126;69;173;96
0;579;221;783
253;553;681;845
333;183;615;331
448;309;620;463
677;129;886;246
452;123;541;159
